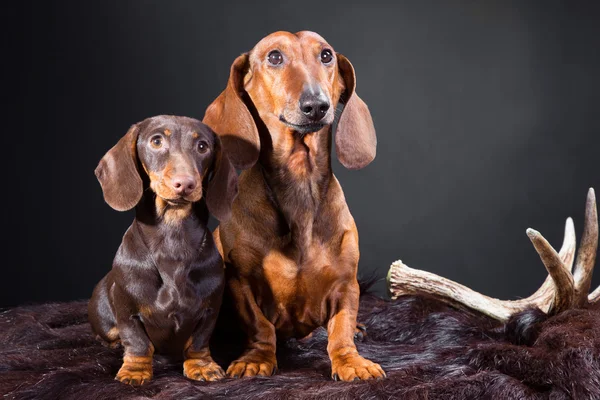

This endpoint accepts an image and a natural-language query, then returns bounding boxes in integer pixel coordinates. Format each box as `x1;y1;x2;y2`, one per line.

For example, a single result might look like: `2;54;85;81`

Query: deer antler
387;188;598;321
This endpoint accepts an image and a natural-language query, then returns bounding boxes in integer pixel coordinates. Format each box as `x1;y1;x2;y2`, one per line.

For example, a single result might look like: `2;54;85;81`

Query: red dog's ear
335;53;377;170
94;124;143;211
204;53;260;170
206;136;239;222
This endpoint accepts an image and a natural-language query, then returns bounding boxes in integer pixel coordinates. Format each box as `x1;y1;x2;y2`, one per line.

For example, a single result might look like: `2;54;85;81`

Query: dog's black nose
299;91;330;122
172;175;196;196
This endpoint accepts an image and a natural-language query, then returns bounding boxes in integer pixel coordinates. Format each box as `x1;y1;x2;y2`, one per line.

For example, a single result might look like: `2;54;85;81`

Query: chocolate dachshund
89;115;237;385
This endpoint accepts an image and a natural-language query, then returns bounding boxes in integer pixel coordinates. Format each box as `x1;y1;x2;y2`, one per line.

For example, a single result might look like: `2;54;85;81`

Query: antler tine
589;285;600;303
559;217;577;271
528;218;576;305
573;188;598;307
526;229;575;314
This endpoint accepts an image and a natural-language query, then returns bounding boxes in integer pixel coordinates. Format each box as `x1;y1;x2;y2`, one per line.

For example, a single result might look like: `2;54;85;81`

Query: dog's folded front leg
226;278;277;378
184;308;225;382
114;314;154;386
327;281;385;381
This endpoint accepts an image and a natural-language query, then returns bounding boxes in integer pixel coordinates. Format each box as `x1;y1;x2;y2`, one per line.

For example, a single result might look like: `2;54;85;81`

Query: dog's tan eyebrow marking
164;129;172;136
192;132;199;139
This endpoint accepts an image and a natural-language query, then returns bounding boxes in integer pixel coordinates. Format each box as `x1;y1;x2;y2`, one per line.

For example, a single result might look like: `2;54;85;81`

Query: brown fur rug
1;293;599;400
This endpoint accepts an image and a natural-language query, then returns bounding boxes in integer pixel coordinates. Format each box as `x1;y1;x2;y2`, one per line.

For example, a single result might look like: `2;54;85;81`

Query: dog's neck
132;193;209;263
257;122;334;250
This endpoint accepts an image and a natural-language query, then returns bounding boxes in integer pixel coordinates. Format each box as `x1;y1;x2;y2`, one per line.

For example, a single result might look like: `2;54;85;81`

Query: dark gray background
4;1;599;307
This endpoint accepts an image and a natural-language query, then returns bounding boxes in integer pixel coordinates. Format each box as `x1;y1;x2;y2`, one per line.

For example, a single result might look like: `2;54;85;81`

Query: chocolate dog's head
95;115;237;221
204;31;377;171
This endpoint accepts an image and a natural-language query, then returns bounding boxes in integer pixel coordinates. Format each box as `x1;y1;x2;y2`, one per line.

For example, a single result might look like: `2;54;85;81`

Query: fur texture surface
1;293;598;400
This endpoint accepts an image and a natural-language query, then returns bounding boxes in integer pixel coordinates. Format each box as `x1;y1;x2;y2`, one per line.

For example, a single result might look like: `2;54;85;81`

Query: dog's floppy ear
335;53;377;170
206;136;239;221
204;53;260;170
94;124;143;211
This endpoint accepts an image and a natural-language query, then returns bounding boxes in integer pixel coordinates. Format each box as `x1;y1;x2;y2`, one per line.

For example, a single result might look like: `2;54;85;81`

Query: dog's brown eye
267;50;283;66
150;136;163;148
197;141;208;153
321;49;333;64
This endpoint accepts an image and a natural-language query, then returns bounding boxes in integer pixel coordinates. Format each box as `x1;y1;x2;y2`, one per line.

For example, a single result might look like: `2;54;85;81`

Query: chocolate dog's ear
203;53;260;170
206;136;239;221
94;124;143;211
335;53;377;170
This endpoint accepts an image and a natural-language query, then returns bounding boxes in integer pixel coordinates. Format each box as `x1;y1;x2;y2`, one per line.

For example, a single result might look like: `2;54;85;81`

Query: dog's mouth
155;194;196;207
279;116;327;135
165;197;191;206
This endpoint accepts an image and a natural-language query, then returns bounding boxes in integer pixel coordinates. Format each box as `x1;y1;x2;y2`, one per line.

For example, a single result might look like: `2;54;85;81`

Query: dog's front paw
226;351;277;378
115;356;153;386
331;354;385;381
184;359;225;381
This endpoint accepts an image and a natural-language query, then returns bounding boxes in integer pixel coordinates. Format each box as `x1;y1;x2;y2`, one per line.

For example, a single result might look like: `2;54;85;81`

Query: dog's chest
154;265;199;307
141;244;208;326
139;260;211;352
261;241;346;336
149;228;208;297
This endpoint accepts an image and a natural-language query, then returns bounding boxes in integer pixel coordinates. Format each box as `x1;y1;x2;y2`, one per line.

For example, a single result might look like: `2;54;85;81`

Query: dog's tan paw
115;357;153;386
226;352;277;378
184;359;225;381
331;354;385;381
